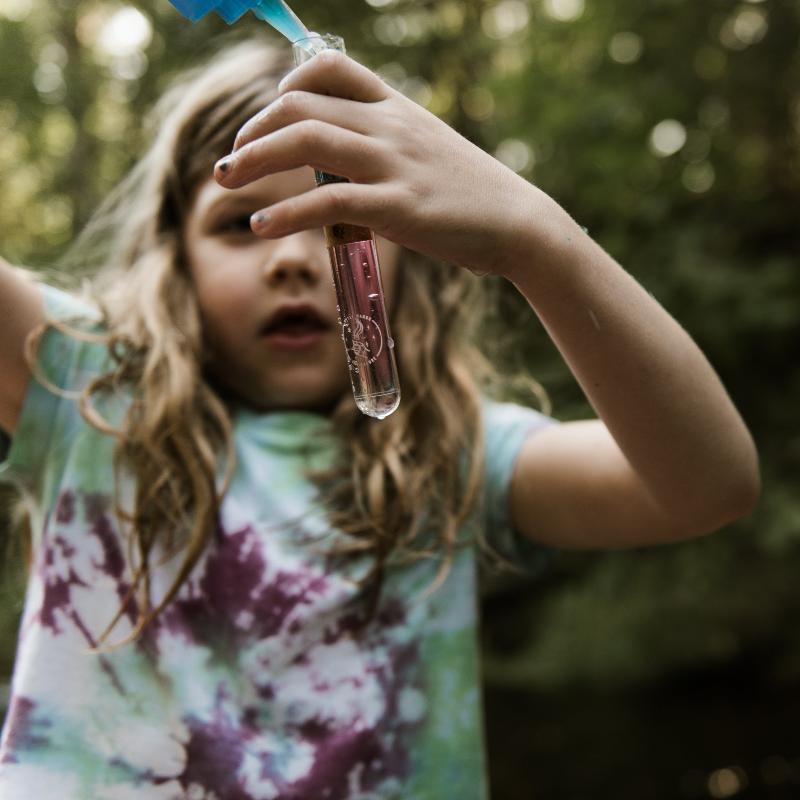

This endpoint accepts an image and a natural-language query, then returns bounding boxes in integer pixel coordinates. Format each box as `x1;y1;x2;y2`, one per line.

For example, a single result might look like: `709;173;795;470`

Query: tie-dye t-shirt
0;284;553;800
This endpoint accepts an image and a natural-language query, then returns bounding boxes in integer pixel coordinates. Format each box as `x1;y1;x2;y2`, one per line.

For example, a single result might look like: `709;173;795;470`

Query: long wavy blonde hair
23;36;547;643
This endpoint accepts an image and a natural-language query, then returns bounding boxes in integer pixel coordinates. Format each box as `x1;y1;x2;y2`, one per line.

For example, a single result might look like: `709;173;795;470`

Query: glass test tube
292;34;401;421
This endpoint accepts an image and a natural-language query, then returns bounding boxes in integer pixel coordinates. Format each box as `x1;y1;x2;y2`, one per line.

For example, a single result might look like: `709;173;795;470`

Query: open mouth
261;308;330;348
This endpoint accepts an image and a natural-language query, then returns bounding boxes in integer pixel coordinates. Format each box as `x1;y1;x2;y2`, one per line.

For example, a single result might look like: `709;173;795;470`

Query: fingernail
216;155;235;175
251;211;270;229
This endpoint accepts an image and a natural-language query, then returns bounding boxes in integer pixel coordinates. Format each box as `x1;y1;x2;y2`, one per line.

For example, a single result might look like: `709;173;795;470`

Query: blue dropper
251;1;308;41
168;0;309;42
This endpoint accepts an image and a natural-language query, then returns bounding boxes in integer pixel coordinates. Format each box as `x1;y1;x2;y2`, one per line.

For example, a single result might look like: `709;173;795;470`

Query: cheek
191;249;256;343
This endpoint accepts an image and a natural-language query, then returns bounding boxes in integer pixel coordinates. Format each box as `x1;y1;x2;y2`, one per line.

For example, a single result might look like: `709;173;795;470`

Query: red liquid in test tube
327;228;400;420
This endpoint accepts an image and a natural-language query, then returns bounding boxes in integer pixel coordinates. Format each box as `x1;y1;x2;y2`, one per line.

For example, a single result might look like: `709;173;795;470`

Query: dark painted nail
216;156;234;175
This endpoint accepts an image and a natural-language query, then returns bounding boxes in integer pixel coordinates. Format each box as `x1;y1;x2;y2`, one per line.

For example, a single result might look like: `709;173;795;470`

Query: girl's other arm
0;258;44;435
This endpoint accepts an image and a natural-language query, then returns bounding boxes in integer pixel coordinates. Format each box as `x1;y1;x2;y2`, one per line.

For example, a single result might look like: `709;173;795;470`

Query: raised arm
0;258;44;435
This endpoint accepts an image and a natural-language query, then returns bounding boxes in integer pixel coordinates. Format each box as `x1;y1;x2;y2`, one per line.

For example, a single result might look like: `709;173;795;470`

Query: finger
216;120;384;187
277;50;390;105
232;91;375;153
249;181;389;239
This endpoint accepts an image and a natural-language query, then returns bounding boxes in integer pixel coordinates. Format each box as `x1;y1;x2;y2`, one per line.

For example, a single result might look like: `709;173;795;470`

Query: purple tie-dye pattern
36;490;137;642
36;538;89;637
283;644;418;798
1;479;437;797
55;489;75;524
140;516;422;796
154;520;334;650
0;697;50;764
171;649;419;798
84;492;126;580
23;490;133;701
180;698;251;800
283;727;390;799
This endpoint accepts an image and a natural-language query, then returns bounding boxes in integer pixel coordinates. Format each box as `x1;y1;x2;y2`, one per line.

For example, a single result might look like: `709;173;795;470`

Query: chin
206;362;344;413
255;379;350;416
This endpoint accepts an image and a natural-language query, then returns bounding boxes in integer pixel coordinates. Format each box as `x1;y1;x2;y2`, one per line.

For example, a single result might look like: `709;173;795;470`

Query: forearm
501;188;760;523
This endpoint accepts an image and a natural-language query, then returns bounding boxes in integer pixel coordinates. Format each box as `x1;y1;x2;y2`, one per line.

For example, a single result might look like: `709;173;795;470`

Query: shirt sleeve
0;283;105;500
480;397;558;574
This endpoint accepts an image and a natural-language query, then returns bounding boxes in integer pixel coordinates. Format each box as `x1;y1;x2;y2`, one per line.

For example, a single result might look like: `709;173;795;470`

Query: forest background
0;0;798;798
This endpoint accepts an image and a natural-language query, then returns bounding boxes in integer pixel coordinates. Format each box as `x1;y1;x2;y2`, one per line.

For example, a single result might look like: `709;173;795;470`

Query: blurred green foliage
0;0;798;783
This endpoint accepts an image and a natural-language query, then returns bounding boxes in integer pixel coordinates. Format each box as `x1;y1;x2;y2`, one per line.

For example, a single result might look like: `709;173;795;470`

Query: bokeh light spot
682;162;715;194
609;32;643;64
461;87;495;122
543;0;585;23
495;138;534;173
97;7;152;57
649;119;687;157
482;0;530;40
0;0;33;22
707;766;748;799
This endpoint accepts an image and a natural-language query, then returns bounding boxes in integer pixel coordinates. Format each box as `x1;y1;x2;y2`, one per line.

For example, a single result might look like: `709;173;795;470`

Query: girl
0;36;758;800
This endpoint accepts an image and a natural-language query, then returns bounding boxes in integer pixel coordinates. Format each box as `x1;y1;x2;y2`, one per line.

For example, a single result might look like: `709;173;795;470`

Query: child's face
184;167;401;414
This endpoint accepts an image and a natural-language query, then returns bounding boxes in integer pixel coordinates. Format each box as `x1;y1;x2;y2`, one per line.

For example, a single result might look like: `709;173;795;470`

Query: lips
260;303;331;336
260;303;331;347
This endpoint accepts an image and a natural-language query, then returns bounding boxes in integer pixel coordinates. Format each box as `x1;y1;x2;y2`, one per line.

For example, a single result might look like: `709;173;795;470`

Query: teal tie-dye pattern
0;284;554;800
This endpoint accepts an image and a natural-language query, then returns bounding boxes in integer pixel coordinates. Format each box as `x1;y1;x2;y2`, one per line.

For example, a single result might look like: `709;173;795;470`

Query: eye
216;214;256;237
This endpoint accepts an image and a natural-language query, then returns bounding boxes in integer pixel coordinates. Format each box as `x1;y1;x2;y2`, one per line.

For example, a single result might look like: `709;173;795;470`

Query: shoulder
479;396;557;525
480;397;557;478
0;281;110;494
481;397;555;436
39;281;103;326
0;273;101;437
30;282;109;391
477;397;557;571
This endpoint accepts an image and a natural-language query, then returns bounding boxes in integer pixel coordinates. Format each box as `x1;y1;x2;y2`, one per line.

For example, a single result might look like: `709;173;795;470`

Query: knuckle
298;119;324;147
277;90;305;119
235;106;269;148
327;185;349;217
233;122;253;150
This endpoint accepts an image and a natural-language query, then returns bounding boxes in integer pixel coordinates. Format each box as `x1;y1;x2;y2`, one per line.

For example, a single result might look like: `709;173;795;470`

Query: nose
261;231;325;288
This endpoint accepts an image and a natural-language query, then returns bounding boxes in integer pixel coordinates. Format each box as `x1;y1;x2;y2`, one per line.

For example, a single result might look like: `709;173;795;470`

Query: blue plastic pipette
168;0;309;42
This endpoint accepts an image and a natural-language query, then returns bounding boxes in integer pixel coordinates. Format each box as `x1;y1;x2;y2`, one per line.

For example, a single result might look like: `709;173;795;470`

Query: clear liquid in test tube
292;34;401;420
